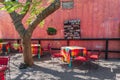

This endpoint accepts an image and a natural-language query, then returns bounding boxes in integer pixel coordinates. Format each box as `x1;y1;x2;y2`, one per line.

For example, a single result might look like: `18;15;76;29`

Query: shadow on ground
8;54;120;80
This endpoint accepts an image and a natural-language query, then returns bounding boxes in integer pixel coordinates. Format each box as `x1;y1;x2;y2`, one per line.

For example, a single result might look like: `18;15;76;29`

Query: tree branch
19;0;32;19
27;0;60;33
9;11;25;38
9;0;32;38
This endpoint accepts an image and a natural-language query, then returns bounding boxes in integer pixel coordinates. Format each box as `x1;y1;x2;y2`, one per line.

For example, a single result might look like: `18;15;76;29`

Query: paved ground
6;53;120;80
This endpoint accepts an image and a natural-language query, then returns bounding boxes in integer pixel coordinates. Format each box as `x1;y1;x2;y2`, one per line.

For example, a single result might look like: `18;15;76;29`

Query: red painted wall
0;0;120;58
33;0;120;39
0;0;120;39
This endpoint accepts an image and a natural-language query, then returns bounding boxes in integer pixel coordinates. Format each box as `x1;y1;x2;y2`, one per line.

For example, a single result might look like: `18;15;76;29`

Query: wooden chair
51;53;64;59
9;42;22;53
73;49;89;63
42;43;51;55
0;70;5;80
87;49;101;69
0;65;8;80
0;56;10;79
51;51;64;67
88;50;101;60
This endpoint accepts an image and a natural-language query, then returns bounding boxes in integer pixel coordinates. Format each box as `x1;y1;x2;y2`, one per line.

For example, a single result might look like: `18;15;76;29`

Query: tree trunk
22;36;33;66
5;0;60;67
0;0;4;3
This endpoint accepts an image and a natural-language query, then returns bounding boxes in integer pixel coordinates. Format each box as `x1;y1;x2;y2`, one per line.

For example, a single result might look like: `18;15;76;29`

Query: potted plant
47;27;57;35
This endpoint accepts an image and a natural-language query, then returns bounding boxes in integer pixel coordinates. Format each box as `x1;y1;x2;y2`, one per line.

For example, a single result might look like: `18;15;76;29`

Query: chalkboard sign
64;19;81;39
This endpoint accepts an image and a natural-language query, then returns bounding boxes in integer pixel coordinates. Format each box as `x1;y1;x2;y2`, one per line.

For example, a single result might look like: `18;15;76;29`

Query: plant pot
47;31;56;35
47;27;57;35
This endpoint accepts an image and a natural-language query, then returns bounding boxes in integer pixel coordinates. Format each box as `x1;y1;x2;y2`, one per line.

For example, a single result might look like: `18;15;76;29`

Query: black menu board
64;19;81;39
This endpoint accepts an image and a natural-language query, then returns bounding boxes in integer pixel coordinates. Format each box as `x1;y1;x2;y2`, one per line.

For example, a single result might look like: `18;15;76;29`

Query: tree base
19;63;28;69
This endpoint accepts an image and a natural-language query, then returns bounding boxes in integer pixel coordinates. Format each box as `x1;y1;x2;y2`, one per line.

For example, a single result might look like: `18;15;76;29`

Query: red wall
0;0;120;39
32;0;120;38
0;0;120;58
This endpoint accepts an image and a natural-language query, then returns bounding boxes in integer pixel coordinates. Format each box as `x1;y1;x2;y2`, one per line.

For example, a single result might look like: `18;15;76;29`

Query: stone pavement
6;53;120;80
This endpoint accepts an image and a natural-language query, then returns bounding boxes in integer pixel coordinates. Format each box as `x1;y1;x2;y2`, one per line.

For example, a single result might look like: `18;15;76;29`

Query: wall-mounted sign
62;1;74;9
64;19;81;39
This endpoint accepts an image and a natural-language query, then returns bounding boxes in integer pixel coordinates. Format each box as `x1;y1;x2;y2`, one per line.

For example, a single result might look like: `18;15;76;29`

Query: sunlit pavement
6;53;120;80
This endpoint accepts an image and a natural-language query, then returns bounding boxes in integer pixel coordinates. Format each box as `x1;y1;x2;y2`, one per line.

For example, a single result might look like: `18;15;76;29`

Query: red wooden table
61;46;87;67
31;44;42;59
0;42;10;54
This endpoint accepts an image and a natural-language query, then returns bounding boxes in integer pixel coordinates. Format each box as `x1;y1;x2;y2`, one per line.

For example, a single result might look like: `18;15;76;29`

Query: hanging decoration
47;27;57;35
47;18;57;35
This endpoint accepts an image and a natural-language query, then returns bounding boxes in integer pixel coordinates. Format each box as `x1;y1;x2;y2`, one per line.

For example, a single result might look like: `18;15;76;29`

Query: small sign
62;1;74;9
64;19;81;39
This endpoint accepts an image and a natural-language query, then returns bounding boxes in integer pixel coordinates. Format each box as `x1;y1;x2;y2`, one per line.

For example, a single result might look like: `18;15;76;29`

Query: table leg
38;46;41;59
38;53;40;59
68;61;72;67
68;57;72;67
8;48;10;53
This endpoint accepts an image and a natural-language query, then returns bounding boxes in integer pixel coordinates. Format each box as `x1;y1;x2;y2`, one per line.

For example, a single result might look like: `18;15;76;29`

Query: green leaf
0;6;6;10
19;2;30;14
26;17;33;25
7;5;18;13
39;20;44;28
0;1;23;13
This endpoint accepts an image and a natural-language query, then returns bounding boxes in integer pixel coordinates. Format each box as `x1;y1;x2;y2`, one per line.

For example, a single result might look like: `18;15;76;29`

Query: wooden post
105;39;109;59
